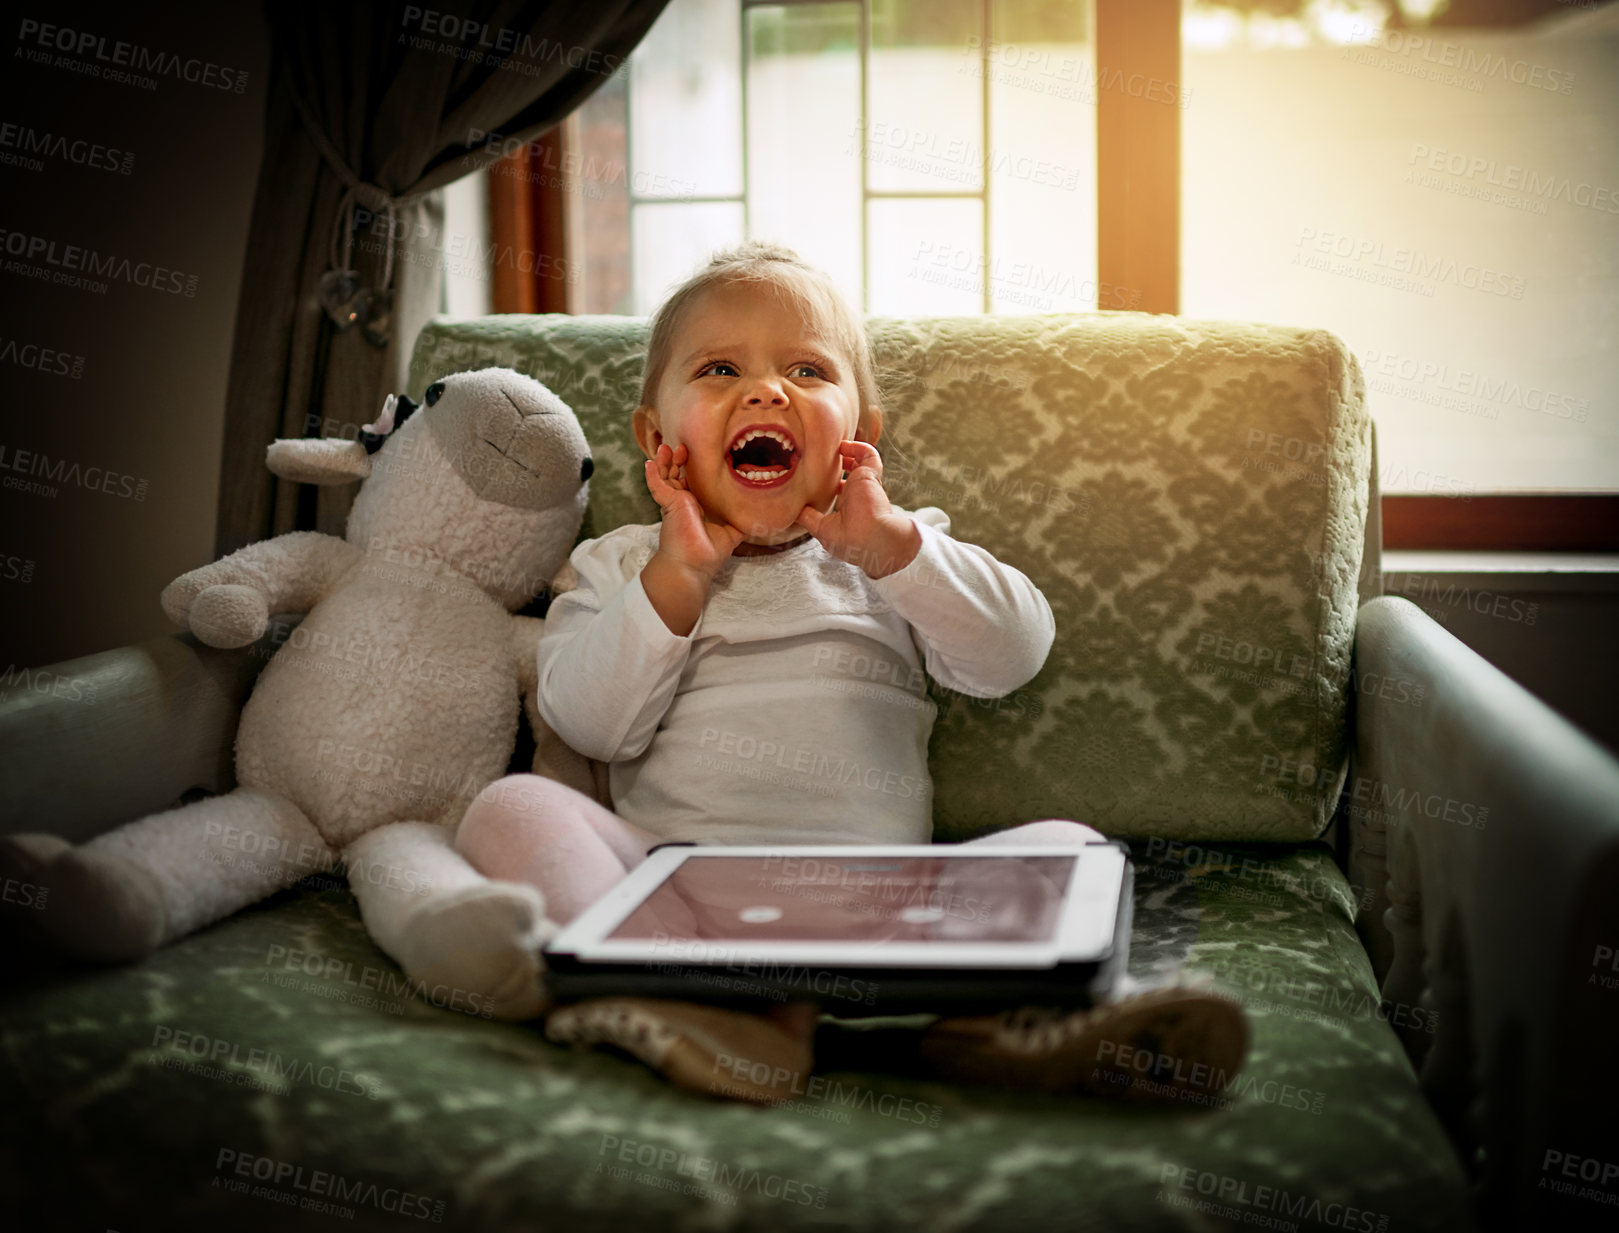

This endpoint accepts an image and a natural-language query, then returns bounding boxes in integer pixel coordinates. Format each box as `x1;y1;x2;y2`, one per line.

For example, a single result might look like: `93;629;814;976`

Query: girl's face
635;281;876;546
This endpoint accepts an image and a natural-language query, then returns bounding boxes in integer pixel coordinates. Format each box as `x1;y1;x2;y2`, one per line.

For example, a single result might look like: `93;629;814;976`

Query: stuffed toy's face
263;367;591;608
423;371;594;512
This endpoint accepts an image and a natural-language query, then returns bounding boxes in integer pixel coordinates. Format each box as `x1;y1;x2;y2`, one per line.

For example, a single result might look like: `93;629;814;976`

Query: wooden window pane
988;0;1098;312
867;0;984;193
631;200;747;313
746;2;862;303
632;0;743;199
869;196;984;313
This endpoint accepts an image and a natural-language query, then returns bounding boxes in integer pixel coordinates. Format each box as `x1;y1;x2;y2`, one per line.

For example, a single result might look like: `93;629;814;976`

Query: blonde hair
638;241;882;428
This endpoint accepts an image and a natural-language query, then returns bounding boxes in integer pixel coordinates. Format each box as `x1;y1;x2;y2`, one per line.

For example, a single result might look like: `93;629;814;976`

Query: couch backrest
409;312;1372;843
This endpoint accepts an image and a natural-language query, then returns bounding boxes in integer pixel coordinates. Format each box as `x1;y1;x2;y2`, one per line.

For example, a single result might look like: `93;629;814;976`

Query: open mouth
727;425;797;488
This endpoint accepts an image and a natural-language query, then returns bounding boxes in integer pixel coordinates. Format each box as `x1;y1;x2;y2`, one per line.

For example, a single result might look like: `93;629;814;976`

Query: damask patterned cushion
1;845;1468;1231
408;313;1370;843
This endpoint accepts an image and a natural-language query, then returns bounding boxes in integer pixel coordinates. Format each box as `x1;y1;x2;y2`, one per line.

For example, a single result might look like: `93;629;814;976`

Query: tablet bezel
544;843;1128;970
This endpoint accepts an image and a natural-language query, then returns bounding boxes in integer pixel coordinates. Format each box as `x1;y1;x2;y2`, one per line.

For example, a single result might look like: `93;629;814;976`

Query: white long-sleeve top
535;507;1055;845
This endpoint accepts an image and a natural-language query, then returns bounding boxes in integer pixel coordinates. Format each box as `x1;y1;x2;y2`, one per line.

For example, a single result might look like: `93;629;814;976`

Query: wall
0;3;268;671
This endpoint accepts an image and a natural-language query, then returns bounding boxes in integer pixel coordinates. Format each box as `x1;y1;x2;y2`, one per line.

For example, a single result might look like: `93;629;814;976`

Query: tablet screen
605;853;1078;945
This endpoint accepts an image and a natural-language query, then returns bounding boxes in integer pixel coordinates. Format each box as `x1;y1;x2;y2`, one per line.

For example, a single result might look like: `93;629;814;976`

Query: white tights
455;773;1107;927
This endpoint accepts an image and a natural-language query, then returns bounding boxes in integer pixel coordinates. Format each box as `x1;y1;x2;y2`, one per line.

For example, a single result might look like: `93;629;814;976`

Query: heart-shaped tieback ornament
318;269;369;332
319;194;396;347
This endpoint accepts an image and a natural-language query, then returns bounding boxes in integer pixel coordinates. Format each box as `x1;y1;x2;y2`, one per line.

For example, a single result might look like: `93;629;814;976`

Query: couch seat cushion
0;843;1469;1232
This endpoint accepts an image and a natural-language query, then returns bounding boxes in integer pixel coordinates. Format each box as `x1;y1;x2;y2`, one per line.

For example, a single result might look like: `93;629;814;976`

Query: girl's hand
645;443;745;578
797;440;921;579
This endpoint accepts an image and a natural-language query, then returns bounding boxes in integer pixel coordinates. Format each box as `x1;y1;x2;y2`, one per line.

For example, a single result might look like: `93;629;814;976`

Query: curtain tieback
288;82;430;340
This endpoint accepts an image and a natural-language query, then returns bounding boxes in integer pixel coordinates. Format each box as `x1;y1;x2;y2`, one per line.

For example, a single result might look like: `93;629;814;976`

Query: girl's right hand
645;443;745;578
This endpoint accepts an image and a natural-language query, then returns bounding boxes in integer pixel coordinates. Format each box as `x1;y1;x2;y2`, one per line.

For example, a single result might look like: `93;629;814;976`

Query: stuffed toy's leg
342;820;552;1022
0;788;332;961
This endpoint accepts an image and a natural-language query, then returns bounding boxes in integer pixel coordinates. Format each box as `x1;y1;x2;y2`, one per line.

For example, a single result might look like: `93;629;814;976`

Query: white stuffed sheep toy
0;367;592;1020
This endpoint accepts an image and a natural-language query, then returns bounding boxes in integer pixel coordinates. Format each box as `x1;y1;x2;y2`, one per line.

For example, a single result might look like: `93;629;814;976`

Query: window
471;0;1618;545
569;0;1100;316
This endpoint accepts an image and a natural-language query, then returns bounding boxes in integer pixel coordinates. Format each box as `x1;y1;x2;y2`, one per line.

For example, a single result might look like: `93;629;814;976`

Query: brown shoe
917;985;1250;1106
543;997;816;1106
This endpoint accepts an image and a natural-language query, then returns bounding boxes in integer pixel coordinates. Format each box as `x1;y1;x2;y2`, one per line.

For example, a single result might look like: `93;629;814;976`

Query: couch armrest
1347;596;1619;1230
0;619;291;844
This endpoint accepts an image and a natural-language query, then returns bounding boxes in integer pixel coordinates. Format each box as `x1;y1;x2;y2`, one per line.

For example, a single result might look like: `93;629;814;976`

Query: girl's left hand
797;440;921;579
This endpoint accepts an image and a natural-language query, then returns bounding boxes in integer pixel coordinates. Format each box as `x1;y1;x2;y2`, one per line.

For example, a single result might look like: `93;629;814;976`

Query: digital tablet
542;842;1133;1014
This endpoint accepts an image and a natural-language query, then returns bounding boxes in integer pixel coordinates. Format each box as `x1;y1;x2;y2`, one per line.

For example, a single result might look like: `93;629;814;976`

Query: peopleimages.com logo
0;227;198;296
15;18;250;92
214;1148;446;1222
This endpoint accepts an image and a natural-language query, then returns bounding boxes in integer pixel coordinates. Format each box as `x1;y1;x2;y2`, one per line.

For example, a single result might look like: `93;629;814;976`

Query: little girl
454;241;1246;1105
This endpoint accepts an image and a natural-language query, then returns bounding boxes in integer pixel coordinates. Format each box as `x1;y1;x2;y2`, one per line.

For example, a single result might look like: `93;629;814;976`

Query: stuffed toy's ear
266;438;373;485
265;390;417;483
359;393;419;455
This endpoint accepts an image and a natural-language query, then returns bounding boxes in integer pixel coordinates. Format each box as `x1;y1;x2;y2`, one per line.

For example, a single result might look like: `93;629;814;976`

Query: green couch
4;312;1615;1232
